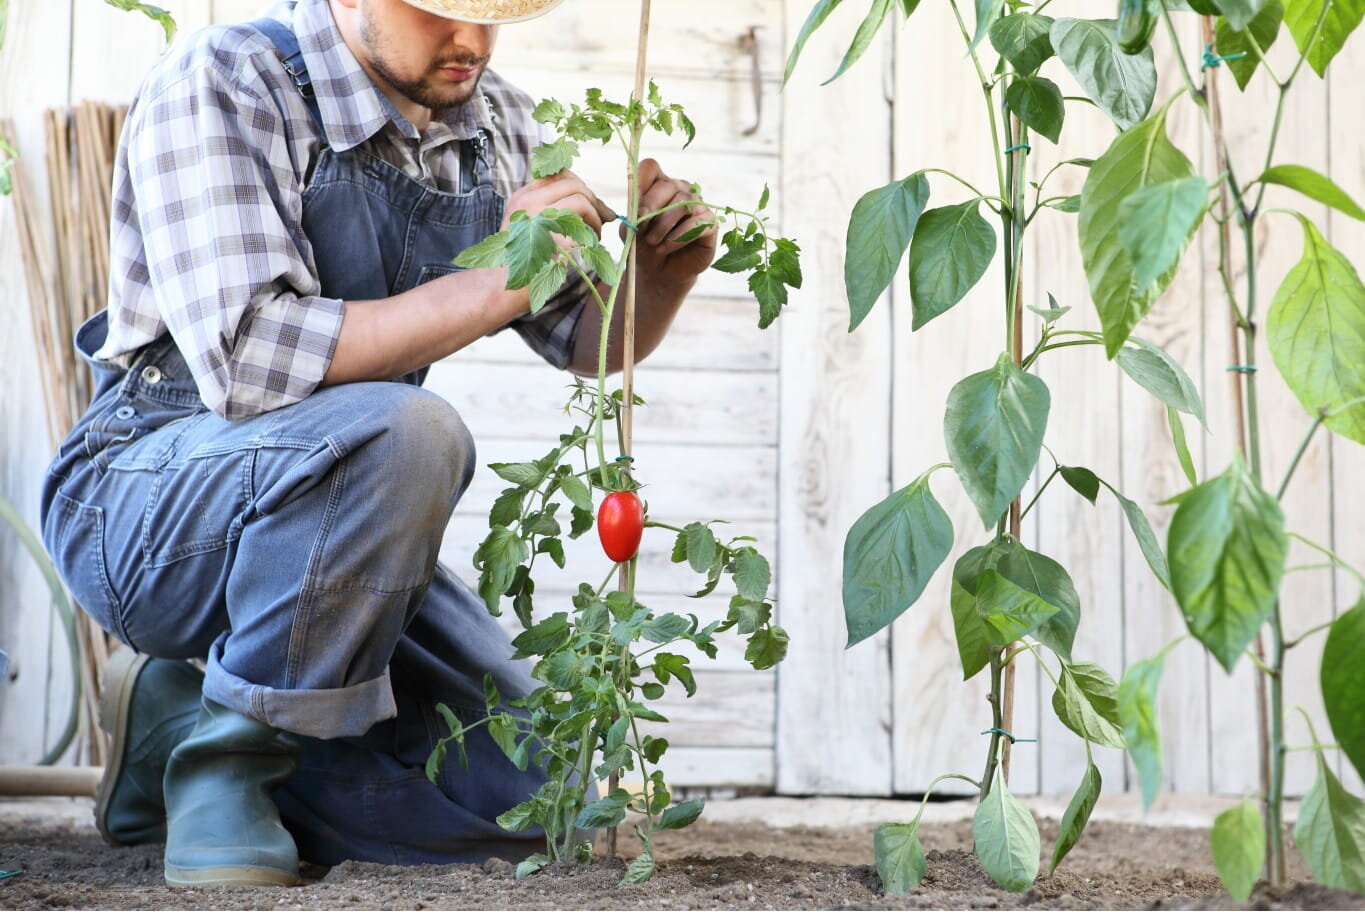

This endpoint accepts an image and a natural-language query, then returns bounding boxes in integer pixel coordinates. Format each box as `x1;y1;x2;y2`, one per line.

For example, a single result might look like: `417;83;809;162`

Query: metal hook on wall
740;26;762;137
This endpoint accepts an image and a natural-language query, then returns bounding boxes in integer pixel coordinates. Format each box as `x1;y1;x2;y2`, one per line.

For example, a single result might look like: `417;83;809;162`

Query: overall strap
250;16;324;132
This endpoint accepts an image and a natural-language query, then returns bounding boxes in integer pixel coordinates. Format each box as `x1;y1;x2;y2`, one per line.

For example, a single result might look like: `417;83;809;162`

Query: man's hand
630;158;717;290
504;169;606;243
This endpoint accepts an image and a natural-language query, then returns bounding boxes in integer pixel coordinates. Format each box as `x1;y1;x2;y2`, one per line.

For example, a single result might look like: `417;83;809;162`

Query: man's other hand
630;158;717;288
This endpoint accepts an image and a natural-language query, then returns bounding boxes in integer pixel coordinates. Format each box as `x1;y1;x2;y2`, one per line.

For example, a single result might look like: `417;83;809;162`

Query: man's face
345;0;498;113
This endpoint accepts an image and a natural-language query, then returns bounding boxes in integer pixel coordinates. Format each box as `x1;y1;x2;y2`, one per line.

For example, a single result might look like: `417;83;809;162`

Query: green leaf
975;569;1062;644
1295;756;1365;892
1285;0;1365;77
733;549;772;601
654;652;697;697
1267;215;1365;443
657;797;706;831
1215;1;1283;90
641;613;691;644
1218;0;1273;30
1005;76;1065;143
972;0;1007;49
973;769;1041;892
945;353;1051;529
875;821;927;895
1079;101;1197;356
474;528;529;614
745;625;790;670
1259;164;1365;221
531;137;579;178
583;243;620;286
497;799;541;832
622;846;656;884
825;0;896;85
989;13;1056;74
1116;177;1208;293
454;230;509;269
557;474;593;513
489;487;526;528
684;523;718;574
785;0;843;84
488;714;520;761
998;545;1080;660
1169;408;1198;487
1113;487;1172;590
749;266;790;329
1052;662;1125;748
1116;336;1207;425
1211;799;1265;901
1051;18;1157;130
1050;763;1101;874
515;854;550;878
532;98;565;124
951;545;1004;680
490;460;547;487
1060;466;1100;504
909;200;998;330
1322;598;1365;782
576;788;632;828
528;259;568;314
1168;461;1288;672
846;173;930;330
504;212;560;288
102;0;176;42
512;612;571;657
1118;652;1165;810
842;470;955;646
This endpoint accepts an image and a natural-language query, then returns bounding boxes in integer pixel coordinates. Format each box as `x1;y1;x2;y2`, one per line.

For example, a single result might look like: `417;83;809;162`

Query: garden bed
2;797;1362;910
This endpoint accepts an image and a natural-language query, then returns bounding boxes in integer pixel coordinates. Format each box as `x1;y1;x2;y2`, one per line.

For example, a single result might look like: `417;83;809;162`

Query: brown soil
2;802;1363;910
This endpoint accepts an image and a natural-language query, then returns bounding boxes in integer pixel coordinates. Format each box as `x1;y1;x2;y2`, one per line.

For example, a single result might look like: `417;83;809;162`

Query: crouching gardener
40;0;716;888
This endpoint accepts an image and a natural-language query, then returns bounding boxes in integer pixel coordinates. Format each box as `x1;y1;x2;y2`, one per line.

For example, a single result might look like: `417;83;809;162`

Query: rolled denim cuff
203;638;398;739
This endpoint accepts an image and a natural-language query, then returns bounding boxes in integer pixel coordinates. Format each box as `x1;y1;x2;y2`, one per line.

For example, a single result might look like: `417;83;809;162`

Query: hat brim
396;0;567;24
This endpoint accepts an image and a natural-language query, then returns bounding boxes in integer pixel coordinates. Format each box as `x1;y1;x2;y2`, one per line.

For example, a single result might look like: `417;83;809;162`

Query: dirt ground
2;798;1363;910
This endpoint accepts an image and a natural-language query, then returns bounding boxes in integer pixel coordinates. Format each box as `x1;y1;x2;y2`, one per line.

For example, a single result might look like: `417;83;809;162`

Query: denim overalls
39;18;550;865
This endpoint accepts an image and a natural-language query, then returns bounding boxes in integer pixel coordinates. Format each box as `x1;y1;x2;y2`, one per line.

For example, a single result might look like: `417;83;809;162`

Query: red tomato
597;491;645;563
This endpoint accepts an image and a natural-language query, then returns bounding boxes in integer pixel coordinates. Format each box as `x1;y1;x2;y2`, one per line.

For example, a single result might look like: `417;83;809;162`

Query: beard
358;8;490;114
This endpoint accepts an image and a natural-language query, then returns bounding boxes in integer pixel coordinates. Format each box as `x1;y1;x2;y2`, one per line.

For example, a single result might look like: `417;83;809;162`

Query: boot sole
94;648;151;847
164;864;299;888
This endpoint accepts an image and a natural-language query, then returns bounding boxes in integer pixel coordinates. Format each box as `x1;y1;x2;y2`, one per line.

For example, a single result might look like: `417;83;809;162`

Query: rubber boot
95;648;204;845
162;697;301;887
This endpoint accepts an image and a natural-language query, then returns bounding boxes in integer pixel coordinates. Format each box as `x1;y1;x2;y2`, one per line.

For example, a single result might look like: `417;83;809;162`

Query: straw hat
397;0;567;23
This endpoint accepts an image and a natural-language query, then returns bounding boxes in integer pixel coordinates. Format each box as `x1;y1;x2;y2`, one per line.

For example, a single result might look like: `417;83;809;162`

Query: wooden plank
775;0;894;796
69;0;213;104
424;361;778;447
0;0;76;766
638;671;774;748
657;747;773;789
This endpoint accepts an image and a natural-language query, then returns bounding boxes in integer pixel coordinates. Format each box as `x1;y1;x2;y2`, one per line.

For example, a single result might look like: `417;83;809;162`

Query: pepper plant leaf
1211;799;1265;901
1112;486;1172;590
1258;164;1365;221
1079;101;1197;357
842;469;954;646
1294;756;1365;892
945;353;1051;529
974;569;1061;644
1116;177;1209;293
1115;336;1207;426
1215;1;1283;90
875;821;928;895
1052;662;1125;748
1050;762;1101;874
989;13;1056;74
1005;76;1065;143
1167;460;1287;672
950;545;1002;680
846;173;930;330
1217;0;1273;30
825;0;896;85
1285;0;1365;77
973;769;1041;892
1060;466;1100;504
972;0;1007;50
997;544;1080;660
1050;18;1157;130
1322;597;1365;781
1118;652;1166;810
909;200;998;330
1267;215;1365;443
784;0;843;83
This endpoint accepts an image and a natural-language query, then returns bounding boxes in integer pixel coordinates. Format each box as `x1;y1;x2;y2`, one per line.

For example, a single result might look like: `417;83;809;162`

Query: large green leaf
1322;598;1365;782
1215;1;1283;90
973;769;1041;892
1114;488;1172;590
875;821;928;894
908;200;998;330
997;545;1080;660
825;0;896;84
1285;0;1365;76
1266;215;1365;444
1118;652;1165;810
1050;763;1101;874
784;0;843;83
989;13;1056;74
1115;336;1207;425
1116;177;1209;292
1294;756;1365;892
1051;18;1157;130
1259;164;1365;221
1218;0;1273;30
975;569;1062;644
1005;76;1065;144
843;470;954;646
1079;102;1197;357
972;0;1007;49
1167;461;1287;673
846;173;930;330
1211;799;1265;901
950;545;1001;680
945;354;1051;529
1052;662;1125;748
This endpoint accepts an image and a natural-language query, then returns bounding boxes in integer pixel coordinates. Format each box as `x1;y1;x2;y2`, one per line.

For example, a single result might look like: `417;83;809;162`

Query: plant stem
980;653;1006;800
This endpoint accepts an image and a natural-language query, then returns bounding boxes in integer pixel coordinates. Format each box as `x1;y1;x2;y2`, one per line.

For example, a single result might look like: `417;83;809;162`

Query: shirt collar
291;0;495;152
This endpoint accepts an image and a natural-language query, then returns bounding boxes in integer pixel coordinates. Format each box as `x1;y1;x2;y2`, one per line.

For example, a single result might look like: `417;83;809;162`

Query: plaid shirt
98;0;586;420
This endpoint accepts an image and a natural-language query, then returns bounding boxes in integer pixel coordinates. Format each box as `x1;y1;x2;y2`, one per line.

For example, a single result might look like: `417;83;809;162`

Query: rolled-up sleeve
125;63;343;420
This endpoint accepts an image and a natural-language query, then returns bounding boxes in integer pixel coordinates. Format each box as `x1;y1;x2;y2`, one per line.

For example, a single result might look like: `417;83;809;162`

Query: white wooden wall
1;0;1360;801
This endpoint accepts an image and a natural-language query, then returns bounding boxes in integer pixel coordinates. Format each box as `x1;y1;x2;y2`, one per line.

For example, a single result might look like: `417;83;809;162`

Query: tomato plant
792;0;1365;900
425;8;797;884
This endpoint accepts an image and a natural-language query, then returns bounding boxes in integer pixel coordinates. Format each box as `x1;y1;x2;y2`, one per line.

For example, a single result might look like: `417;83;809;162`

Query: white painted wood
69;0;213;104
639;671;774;748
774;0;894;796
658;747;773;789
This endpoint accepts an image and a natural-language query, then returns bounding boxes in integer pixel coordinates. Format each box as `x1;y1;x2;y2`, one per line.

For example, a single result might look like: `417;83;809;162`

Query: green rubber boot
95;648;204;845
162;697;301;887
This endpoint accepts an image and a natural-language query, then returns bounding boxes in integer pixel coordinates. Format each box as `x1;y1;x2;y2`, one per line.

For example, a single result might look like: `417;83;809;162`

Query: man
39;0;716;889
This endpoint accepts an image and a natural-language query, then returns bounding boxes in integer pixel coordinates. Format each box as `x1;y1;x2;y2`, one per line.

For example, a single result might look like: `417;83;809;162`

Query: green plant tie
1201;42;1247;69
0;871;22;881
1226;365;1258;373
616;214;641;232
1004;143;1031;155
981;727;1036;744
614;455;635;463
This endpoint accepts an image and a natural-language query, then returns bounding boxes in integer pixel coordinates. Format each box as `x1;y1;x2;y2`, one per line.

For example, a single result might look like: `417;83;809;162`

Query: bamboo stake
0;765;101;797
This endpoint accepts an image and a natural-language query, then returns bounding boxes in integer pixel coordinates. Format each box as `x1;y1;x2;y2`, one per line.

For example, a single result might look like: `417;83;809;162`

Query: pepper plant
793;0;1365;900
425;79;797;884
